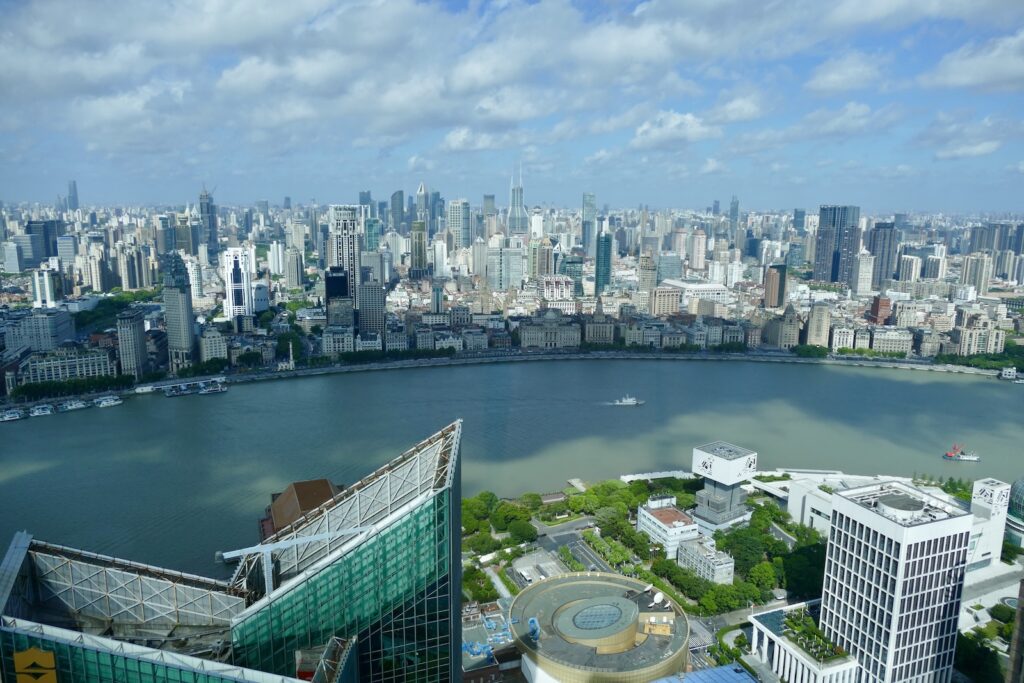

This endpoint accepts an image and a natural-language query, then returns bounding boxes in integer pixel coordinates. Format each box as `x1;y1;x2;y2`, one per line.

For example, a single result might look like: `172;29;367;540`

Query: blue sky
1;0;1022;212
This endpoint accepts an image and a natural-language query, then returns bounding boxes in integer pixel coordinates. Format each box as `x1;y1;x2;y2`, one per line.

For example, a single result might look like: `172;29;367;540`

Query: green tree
520;493;543;511
508;519;538;544
749;561;777;591
490;501;530;532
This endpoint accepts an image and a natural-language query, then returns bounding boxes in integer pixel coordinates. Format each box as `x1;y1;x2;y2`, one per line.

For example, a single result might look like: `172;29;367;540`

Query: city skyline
0;1;1022;211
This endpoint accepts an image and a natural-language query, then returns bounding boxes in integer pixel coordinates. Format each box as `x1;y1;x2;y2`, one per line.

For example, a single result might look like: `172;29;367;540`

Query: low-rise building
750;600;858;683
677;536;734;585
869;327;913;356
4;345;116;393
519;309;581;349
433;331;463;351
198;326;228;362
636;496;699;559
355;332;382;352
322;326;355;355
461;328;488;351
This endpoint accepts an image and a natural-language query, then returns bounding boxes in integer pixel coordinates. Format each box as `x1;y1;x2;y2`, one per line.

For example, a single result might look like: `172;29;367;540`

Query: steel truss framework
231;420;462;594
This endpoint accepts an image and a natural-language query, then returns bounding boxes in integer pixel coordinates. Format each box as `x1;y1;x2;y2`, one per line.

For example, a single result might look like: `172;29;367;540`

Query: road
485;566;512;600
962;565;1024;602
567;538;613;573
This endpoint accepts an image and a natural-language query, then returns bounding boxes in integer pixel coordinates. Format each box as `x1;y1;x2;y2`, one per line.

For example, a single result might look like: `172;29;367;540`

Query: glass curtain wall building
0;421;462;683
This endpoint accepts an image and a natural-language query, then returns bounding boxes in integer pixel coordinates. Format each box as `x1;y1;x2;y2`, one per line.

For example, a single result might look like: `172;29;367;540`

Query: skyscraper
364;217;382;252
390;190;405;234
582;192;597;258
329;205;362;295
67;180;79;212
638;253;657;294
814;205;860;282
415;182;429;224
116;307;148;380
819;482;970;683
962;253;993;295
448;199;471;249
763;264;787;308
559;254;584;296
199;189;218;258
357;280;386;338
410;220;428;280
595;230;612;294
483;194;496;218
728;196;739;237
867;222;899;289
803;301;830;347
793;208;806;231
163;253;195;374
507;171;529;235
852;252;875;296
221;247;254;318
285;247;304;289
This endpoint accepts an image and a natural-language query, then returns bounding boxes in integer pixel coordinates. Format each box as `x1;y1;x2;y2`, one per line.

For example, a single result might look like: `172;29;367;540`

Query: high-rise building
923;254;947;280
692;442;757;534
357;280;386;338
793;208;806;231
328;205;362;295
962;253;993;295
364;217;381;253
67;180;79;212
163;253;195;374
410;220;428;280
638;253;657;294
116;306;148;380
819;482;971;683
897;254;921;282
763;264;787;308
595;230;612;294
221;247;254;318
852;252;875;296
25;219;64;259
581;192;597;258
712;199;720;215
199;189;218;258
559;254;584;296
688;230;707;271
729;196;740;236
814;205;860;282
283;195;292;210
867;222;899;289
0;422;463;683
31;268;62;309
447;199;471;249
507;171;528;235
390;190;405;234
803;301;830;347
1008;579;1024;683
285;247;304;289
358;190;372;210
483;194;496;218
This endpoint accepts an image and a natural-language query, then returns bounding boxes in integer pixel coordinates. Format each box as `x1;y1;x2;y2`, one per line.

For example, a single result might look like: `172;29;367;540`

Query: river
2;359;1020;574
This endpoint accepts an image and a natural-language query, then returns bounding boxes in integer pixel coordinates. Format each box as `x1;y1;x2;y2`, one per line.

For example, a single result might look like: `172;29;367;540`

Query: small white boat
198;382;227;395
58;400;89;412
93;395;123;408
1;409;25;422
609;395;645;406
29;404;55;417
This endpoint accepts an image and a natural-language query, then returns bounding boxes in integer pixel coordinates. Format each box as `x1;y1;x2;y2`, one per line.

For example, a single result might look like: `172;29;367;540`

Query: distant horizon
1;1;1022;212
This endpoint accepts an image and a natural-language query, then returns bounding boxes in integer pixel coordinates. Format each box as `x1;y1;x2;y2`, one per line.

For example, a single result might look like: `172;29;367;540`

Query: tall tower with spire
507;166;528;235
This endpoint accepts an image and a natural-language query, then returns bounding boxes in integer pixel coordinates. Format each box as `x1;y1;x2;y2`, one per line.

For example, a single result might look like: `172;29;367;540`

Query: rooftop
695;441;756;461
647;506;694;527
840;481;969;527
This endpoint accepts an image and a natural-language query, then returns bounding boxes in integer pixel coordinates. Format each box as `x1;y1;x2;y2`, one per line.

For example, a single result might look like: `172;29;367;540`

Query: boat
1016;379;1024;385
29;404;55;417
164;385;198;397
944;443;980;463
609;395;645;406
58;399;89;412
198;382;227;395
94;395;123;408
1;409;24;422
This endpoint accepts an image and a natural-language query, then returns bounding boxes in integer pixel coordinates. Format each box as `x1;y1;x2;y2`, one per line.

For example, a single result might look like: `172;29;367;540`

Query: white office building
676;536;735;585
819;482;971;683
221;247;254;318
692;441;757;534
635;495;698;559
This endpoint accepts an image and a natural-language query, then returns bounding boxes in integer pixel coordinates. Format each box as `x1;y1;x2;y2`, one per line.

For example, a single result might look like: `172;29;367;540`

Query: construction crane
216;527;373;596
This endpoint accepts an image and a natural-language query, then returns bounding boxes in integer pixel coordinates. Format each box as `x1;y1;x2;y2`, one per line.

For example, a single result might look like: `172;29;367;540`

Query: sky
1;0;1023;213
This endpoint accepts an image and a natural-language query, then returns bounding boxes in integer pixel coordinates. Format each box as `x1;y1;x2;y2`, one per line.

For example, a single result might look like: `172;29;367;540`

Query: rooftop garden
783;608;847;663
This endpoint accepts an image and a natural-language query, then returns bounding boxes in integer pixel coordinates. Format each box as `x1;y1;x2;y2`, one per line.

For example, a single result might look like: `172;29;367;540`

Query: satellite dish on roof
644;584;654;593
653;592;664;605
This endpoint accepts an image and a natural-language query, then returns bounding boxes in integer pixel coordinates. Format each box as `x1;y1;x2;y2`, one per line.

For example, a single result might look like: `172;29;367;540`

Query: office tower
897;254;921;282
116;307;148;380
638;253;657;294
866;222;899;289
692;442;757;534
483;194;496;218
688;230;707;271
2;241;22;273
269;240;285;275
324;266;354;326
390;190;405;234
55;234;77;270
409;220;428;280
507;171;529;235
162;254;195;374
448;199;471;249
595;230;612;294
358;190;372;210
962;253;993;295
729;196;739;236
819;482;971;683
255;199;270;222
199;189;218;257
25;219;64;258
712;199;720;215
328;205;362;295
793;209;806;231
357;280;386;338
581;192;597;258
285;247;304;289
364;217;381;252
559;254;584;296
414;182;429;225
852;252;875;295
155;216;174;254
0;422;463;683
923;254;947;280
894;212;909;229
814;205;860;282
486;245;524;291
283;195;291;210
804;301;830;347
67;180;79;211
763;264;787;308
221;247;254;318
32;268;62;308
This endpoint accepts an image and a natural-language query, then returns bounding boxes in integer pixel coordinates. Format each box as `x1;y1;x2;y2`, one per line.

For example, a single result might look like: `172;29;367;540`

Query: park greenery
791;344;829;358
784;609;846;661
175;357;230;378
936;339;1024;372
835;347;906;359
955;632;1003;683
10;374;134;401
73;288;162;330
461;565;499;602
335;347;457;364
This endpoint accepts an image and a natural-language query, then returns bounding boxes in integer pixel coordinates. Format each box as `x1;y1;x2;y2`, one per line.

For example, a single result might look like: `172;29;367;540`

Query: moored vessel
944;443;980;462
1;409;25;422
94;395;123;408
29;404;55;417
58;399;89;412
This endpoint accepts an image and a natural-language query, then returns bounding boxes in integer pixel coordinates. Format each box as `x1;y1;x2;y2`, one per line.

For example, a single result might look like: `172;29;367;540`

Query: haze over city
2;0;1024;210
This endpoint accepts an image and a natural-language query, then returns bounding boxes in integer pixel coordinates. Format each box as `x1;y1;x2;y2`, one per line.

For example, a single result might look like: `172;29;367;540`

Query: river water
2;359;1021;574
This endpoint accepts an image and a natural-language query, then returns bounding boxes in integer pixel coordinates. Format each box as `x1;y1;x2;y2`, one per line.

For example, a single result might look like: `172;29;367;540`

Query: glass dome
1009;478;1024;520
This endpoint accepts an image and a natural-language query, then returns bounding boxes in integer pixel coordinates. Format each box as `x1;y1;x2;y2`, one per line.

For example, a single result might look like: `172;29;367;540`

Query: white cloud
805;52;887;93
700;158;726;174
1010;161;1024;173
707;93;764;123
935;141;1002;159
916;112;1022;160
407;155;435;172
921;29;1024;91
630;111;721;149
440;127;526;152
